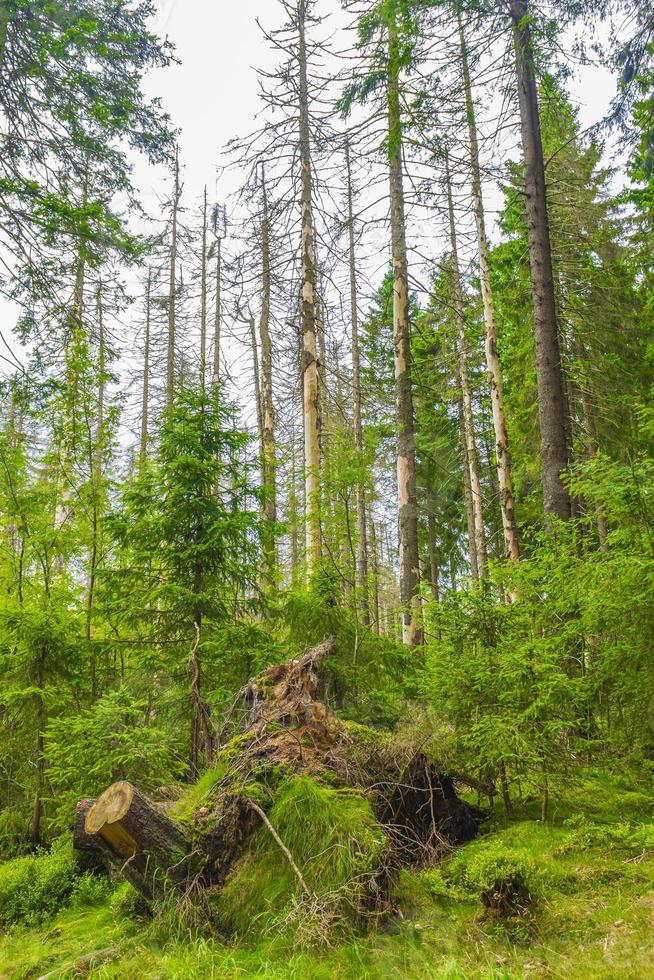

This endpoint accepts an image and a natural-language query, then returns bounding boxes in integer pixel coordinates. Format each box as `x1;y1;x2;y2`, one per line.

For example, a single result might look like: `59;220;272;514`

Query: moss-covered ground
1;768;653;979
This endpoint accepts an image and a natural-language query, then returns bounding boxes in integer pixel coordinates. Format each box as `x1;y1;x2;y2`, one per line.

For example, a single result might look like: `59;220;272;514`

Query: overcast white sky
140;0;619;209
0;0;624;402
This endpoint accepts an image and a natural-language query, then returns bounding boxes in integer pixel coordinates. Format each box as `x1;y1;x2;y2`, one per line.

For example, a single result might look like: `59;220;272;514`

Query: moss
217;775;388;942
170;761;230;822
340;720;389;745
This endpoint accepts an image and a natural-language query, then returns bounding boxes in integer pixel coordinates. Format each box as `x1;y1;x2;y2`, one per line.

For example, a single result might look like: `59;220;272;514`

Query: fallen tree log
75;639;485;916
74;784;195;899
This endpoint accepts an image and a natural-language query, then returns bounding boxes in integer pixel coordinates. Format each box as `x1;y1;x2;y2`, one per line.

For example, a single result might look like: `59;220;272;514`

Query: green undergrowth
217;775;388;941
2;768;654;978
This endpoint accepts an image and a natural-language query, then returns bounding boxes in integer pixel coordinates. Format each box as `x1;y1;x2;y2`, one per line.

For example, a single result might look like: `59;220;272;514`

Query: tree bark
200;186;208;389
82;781;193;897
166;147;180;410
387;19;421;645
459;398;479;582
259;165;278;583
445;147;487;579
369;508;381;635
140;271;151;467
213;235;222;384
427;511;440;605
345;140;370;623
298;0;321;575
458;13;520;561
249;315;265;477
509;0;571;523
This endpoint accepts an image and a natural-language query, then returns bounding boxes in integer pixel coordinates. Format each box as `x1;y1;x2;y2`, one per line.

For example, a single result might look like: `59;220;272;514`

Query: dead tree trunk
166;147;180;410
78;782;193;899
200;186;208;388
388;18;422;645
140;270;151;467
298;0;321;576
509;0;571;523
445;147;487;579
458;13;520;561
213;234;222;384
345;139;370;624
259;165;278;583
459;398;480;582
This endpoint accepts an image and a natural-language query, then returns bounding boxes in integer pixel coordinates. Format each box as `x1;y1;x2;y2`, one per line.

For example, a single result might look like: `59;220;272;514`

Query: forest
1;0;654;976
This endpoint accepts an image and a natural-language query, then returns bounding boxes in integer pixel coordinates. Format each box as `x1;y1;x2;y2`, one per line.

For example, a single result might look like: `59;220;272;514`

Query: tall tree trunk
249;315;265;477
369;507;381;635
200;186;208;389
86;285;105;696
509;0;571;523
459;398;479;582
346;139;370;624
427;511;440;605
298;0;321;575
259;166;278;583
289;431;300;589
458;13;520;561
166;147;180;410
213;236;222;383
140;271;151;467
445;148;487;579
387;18;421;646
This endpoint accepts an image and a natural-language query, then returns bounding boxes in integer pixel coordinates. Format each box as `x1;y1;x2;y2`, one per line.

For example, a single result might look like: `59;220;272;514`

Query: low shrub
556;814;654;855
0;838;82;926
446;842;538;919
110;880;151;920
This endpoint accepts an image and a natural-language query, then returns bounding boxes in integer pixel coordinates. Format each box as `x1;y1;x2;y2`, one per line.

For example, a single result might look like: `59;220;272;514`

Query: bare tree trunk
427;511;440;605
213;236;222;383
289;431;300;589
298;0;321;576
249;315;265;477
369;508;381;635
345;139;370;623
458;13;520;561
259;166;278;584
140;271;151;467
509;0;571;523
387;19;421;646
445;148;487;579
200;186;208;389
167;147;180;410
459;398;479;582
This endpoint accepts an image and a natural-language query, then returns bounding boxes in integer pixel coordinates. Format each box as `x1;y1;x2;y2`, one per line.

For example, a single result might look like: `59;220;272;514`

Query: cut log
79;781;195;898
73;797;153;899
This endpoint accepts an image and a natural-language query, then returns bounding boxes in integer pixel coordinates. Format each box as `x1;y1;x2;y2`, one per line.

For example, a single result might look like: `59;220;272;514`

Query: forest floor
1;769;653;979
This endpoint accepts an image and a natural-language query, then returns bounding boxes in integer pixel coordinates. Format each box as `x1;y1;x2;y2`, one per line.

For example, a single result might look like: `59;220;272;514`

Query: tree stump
77;782;193;898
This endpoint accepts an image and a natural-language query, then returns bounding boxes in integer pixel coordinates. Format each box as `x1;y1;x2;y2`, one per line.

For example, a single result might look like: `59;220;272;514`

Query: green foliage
278;591;413;727
446;841;538;915
0;839;83;927
45;688;185;829
218;775;387;942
